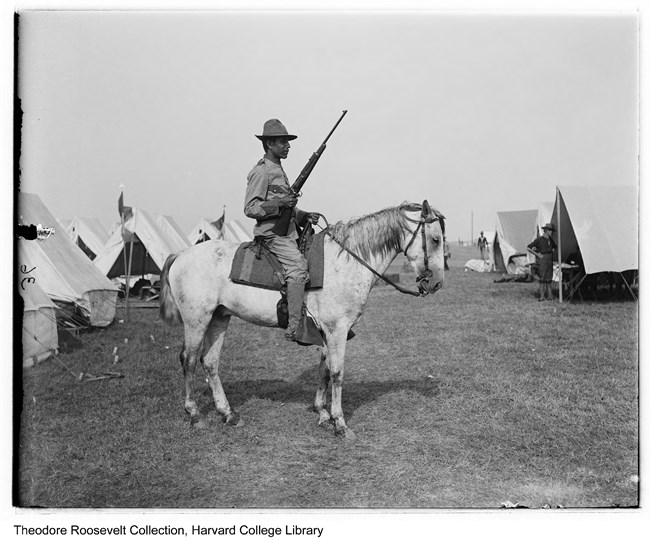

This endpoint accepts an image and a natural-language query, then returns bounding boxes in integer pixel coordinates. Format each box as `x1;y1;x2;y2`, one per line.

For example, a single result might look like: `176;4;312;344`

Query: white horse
159;200;445;438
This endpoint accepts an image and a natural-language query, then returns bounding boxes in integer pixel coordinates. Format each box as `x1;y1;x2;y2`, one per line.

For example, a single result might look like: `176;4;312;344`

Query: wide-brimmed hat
255;119;297;141
542;223;556;231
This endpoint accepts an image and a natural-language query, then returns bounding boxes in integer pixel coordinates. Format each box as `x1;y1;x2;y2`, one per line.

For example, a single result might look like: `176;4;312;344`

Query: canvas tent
188;219;252;245
20;280;59;367
551;185;638;300
94;207;190;278
18;193;118;327
490;210;537;274
65;216;110;260
156;214;191;249
534;202;554;239
223;220;252;243
188;218;223;244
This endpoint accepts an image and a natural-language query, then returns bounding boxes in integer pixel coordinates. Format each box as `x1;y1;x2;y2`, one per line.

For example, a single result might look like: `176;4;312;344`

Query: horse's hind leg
179;328;207;427
202;314;241;426
314;349;332;426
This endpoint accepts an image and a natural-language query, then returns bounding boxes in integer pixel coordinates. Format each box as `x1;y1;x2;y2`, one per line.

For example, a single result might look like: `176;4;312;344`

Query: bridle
402;203;443;296
322;200;443;297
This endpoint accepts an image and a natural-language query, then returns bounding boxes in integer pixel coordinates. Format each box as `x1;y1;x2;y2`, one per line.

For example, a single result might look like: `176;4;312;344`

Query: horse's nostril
432;282;442;292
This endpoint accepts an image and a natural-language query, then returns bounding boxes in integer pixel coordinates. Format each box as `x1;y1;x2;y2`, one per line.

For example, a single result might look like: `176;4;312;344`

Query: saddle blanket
229;232;325;291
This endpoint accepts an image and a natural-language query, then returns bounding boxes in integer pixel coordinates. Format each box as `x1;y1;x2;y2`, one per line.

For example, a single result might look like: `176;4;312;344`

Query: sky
15;9;639;243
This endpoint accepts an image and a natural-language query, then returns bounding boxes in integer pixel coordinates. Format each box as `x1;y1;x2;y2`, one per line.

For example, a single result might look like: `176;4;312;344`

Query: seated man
244;119;319;342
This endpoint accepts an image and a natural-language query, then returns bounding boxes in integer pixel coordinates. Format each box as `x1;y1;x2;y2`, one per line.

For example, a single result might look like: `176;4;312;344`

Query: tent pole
125;239;134;321
557;187;563;303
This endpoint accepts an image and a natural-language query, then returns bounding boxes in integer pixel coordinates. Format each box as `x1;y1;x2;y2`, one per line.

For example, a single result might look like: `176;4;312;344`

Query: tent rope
21;326;80;379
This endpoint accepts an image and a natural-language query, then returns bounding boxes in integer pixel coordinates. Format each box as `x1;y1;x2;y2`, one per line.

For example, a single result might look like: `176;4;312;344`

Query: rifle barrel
321;110;348;146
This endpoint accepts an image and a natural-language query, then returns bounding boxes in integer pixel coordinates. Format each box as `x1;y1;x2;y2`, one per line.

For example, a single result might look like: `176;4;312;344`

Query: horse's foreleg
326;329;356;440
314;349;331;426
202;315;241;426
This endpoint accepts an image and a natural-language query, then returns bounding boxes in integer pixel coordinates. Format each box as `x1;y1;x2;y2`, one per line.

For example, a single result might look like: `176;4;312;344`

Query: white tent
490;210;537;274
534;201;554;239
155;214;191;249
65;216;110;260
20;280;59;367
223;220;252;243
552;185;638;276
188;219;252;245
94;207;189;278
188;218;222;244
17;193;118;327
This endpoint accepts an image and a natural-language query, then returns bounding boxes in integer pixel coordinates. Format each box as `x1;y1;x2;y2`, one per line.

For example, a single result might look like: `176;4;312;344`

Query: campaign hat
255;119;297;141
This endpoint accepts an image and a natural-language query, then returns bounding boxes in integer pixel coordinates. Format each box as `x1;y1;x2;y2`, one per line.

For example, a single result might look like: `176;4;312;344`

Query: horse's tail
159;253;183;325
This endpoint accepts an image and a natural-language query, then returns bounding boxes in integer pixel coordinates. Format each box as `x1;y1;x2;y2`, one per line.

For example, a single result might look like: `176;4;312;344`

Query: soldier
443;238;450;271
527;223;557;301
477;231;488;260
244;119;320;342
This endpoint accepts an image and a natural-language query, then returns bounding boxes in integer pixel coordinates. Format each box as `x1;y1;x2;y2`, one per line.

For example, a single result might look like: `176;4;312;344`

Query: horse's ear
421;200;431;218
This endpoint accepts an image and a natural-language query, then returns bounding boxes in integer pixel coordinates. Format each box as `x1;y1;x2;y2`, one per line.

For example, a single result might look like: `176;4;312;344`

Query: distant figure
527;223;557;301
443;238;450;271
477;231;488;260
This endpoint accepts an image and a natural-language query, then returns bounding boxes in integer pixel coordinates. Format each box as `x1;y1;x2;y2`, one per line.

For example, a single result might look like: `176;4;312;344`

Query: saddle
229;227;326;346
229;229;325;291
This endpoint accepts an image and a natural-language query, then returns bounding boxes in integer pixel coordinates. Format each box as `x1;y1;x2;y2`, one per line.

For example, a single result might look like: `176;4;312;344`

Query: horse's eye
431;236;441;246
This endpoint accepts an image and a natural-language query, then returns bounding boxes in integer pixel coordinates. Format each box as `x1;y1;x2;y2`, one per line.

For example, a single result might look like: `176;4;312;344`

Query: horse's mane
327;202;445;261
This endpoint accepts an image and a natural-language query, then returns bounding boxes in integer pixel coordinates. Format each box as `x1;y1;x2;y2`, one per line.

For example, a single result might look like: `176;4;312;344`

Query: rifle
272;110;348;236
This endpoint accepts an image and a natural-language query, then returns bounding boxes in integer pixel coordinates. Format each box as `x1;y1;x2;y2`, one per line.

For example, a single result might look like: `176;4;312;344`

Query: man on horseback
244;119;320;342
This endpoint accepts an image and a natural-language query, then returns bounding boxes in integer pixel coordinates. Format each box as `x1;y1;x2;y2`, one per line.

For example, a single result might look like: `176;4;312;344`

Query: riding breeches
263;234;310;284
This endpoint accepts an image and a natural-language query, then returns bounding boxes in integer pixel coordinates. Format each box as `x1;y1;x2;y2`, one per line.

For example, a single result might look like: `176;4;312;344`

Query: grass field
16;244;639;509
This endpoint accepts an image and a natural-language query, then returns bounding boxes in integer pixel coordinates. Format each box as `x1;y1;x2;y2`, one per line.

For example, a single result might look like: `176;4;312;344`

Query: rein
320;204;441;298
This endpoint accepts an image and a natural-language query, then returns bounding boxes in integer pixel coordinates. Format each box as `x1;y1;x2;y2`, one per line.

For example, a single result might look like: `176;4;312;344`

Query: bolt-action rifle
272;110;348;236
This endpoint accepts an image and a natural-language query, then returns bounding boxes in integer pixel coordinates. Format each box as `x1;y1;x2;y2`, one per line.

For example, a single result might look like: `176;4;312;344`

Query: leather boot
285;281;306;342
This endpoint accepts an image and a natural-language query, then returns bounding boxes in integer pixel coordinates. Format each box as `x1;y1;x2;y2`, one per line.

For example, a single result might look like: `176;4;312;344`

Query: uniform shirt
244;158;307;238
527;235;556;255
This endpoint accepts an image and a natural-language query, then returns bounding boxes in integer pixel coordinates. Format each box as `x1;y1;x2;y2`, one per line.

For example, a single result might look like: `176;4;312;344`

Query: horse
159;200;445;439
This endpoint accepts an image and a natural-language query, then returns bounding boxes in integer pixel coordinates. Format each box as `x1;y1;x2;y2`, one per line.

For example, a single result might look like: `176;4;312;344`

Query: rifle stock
271;110;347;236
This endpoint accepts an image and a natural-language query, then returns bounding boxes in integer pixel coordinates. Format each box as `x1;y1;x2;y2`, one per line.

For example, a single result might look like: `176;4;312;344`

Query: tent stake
620;272;638;302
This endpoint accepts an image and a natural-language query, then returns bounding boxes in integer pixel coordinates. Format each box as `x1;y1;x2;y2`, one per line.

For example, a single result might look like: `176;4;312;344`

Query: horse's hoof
317;411;332;427
334;425;356;440
190;417;209;430
223;411;243;427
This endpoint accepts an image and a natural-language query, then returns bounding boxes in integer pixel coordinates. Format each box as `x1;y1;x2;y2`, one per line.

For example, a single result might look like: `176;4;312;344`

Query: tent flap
552;186;638;275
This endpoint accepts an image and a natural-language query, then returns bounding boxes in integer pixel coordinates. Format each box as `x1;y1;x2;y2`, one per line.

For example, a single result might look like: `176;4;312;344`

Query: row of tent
487;185;638;281
17;192;252;367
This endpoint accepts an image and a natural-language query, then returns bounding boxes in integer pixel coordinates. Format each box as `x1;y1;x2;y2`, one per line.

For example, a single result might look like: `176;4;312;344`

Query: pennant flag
118;189;135;242
212;207;225;234
118;190;133;222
